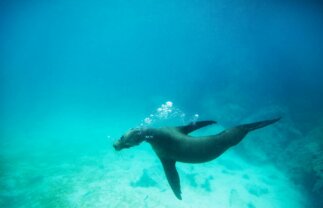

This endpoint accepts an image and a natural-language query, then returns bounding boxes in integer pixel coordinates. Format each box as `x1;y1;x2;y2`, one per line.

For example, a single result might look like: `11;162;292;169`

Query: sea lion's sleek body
113;118;280;199
147;125;244;163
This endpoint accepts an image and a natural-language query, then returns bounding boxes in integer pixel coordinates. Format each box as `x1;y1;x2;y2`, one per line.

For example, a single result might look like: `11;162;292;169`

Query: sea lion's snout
113;140;123;151
113;135;131;151
112;143;118;150
113;130;145;151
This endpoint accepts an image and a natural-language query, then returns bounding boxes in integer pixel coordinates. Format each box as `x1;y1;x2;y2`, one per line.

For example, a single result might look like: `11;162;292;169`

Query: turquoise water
1;0;323;207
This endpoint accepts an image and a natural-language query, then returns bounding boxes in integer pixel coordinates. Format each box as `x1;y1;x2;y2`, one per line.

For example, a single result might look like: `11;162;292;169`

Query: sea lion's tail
240;117;281;132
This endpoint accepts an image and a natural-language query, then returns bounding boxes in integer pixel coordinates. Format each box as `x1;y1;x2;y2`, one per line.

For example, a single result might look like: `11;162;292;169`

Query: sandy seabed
0;137;308;208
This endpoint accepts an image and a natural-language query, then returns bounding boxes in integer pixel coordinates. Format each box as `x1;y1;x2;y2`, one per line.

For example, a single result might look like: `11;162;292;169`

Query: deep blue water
1;0;323;207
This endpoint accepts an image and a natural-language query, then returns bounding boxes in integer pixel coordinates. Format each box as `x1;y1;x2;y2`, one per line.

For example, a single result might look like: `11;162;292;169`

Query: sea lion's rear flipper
176;120;216;135
239;117;281;132
160;158;182;200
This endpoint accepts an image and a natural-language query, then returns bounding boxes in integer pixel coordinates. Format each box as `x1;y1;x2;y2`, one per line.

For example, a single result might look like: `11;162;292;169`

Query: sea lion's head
113;128;146;151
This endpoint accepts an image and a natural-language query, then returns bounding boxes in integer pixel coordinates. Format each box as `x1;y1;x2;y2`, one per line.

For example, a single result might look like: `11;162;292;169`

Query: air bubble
144;117;152;124
166;101;173;107
139;101;200;127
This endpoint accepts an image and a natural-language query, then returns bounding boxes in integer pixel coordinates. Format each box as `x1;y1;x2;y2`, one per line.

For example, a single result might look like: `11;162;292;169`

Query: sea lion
113;117;280;200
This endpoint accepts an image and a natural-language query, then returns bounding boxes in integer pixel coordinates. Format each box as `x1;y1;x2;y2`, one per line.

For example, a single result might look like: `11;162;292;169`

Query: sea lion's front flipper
160;158;182;200
176;120;216;135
